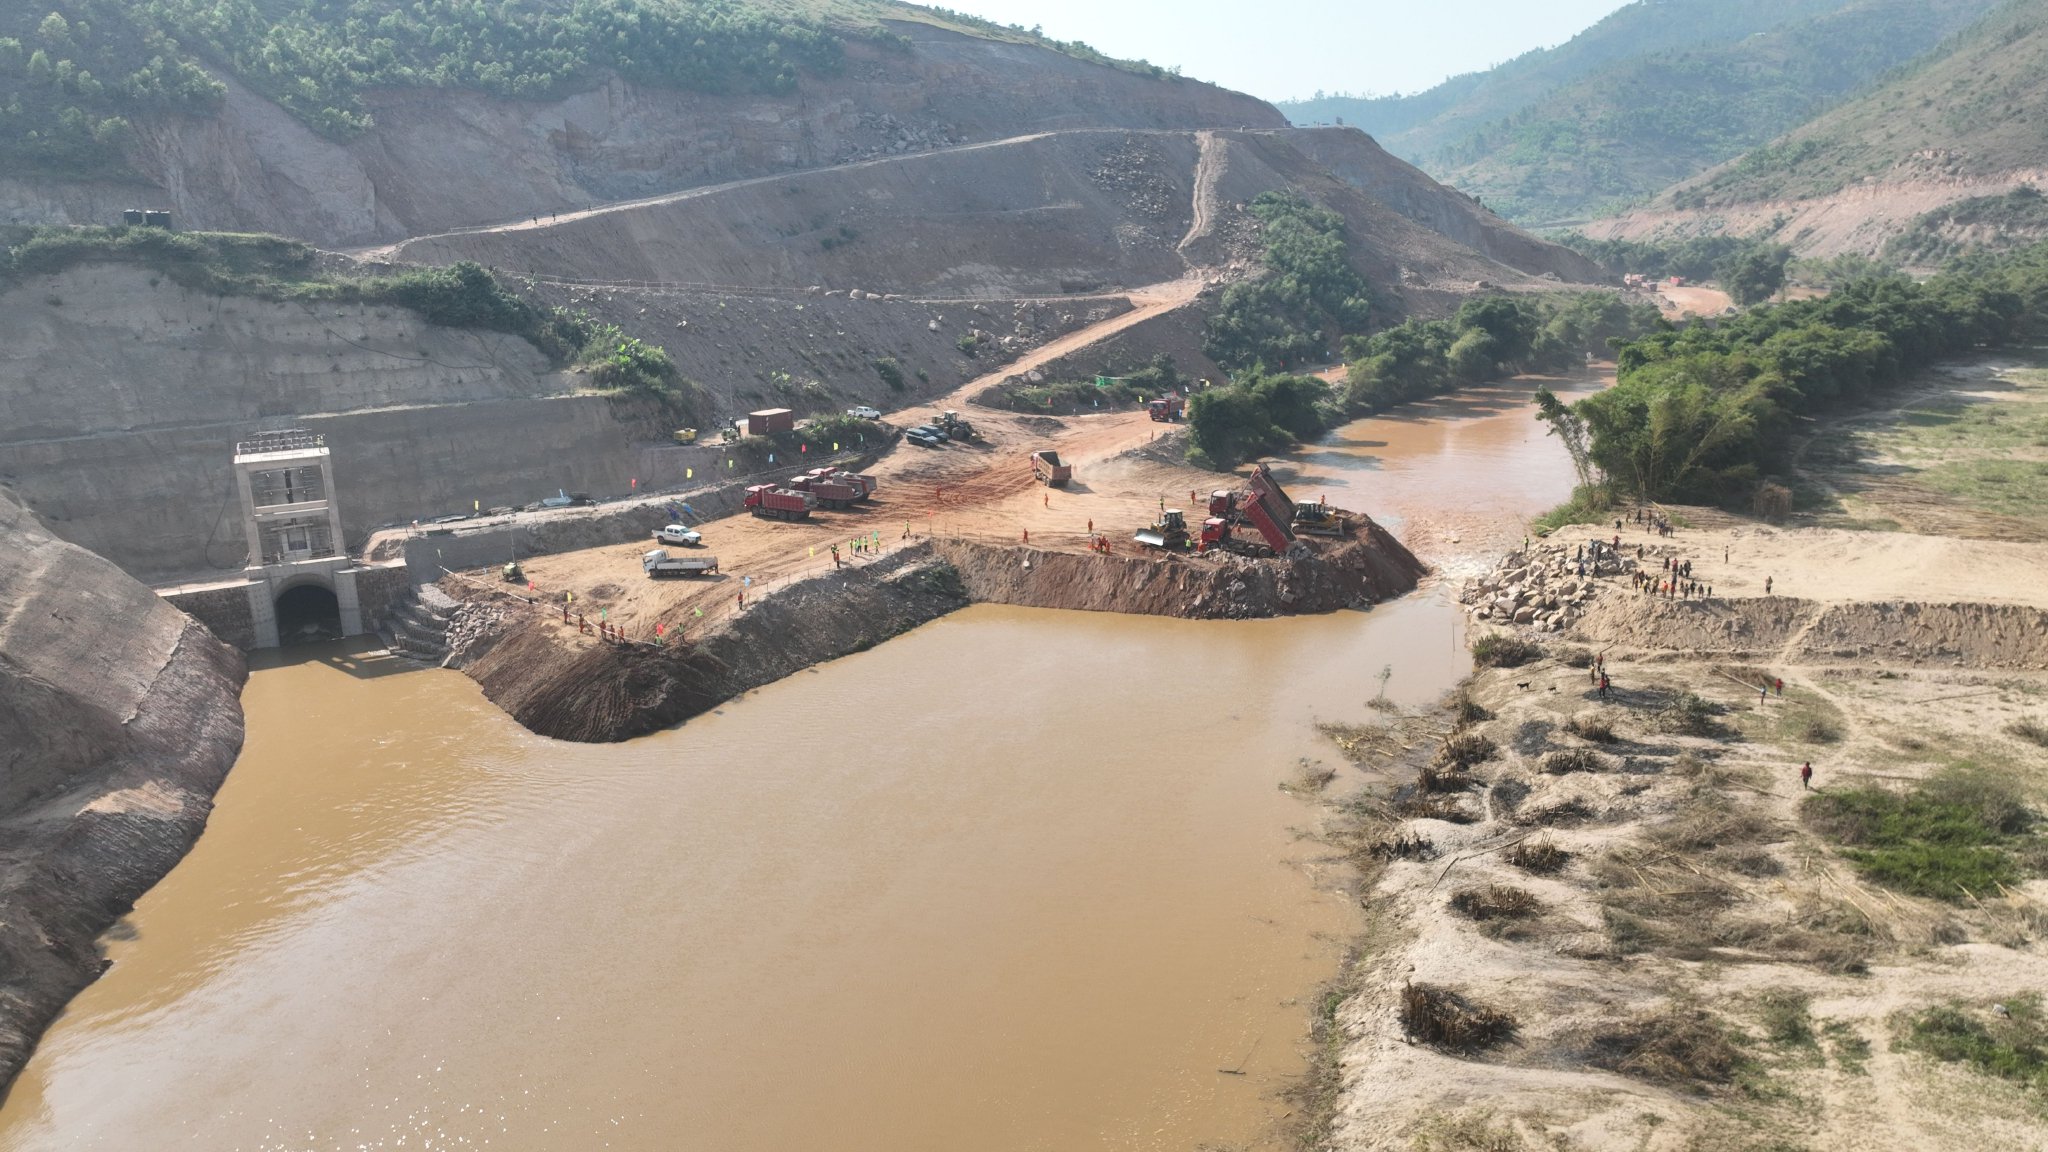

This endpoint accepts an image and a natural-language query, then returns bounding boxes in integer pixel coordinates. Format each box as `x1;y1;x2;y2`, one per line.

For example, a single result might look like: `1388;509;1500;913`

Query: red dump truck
788;473;865;510
744;484;814;521
804;466;877;500
1031;450;1072;487
1147;395;1184;422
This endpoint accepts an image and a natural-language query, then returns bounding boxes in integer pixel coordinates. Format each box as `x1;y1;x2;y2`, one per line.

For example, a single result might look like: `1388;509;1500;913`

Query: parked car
846;405;883;420
652;524;702;546
906;429;945;448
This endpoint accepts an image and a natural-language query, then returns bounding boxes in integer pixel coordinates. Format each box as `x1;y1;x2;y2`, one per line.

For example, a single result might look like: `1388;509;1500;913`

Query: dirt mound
1571;595;1814;658
938;514;1423;619
1803;601;2048;669
1571;594;2048;669
452;517;1424;742
457;550;970;742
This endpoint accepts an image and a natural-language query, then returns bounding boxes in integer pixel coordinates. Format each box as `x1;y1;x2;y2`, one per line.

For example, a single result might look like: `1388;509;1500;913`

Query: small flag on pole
832;442;839;451
686;467;694;479
474;499;480;511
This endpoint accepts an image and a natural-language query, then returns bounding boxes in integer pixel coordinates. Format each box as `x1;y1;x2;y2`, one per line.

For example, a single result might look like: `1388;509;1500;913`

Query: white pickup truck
643;549;719;578
652;524;702;546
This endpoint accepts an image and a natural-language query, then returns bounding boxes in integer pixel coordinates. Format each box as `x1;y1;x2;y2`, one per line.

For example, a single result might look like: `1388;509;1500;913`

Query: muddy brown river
0;377;1599;1151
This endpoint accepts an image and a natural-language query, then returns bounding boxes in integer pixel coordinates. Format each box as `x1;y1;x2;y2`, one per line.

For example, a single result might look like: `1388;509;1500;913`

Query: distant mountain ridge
1279;0;1998;226
1585;0;2048;258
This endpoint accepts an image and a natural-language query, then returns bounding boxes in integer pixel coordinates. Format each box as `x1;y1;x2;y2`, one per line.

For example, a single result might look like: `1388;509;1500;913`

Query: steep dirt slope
392;128;1599;302
1275;128;1604;283
390;129;1202;296
0;24;1280;248
0;487;247;1092
1588;0;2048;257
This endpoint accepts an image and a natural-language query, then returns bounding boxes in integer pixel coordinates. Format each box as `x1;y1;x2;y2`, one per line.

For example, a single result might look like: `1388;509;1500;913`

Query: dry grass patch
1419;762;1474;793
1649;794;1780;854
1503;835;1572;875
1563;713;1617;743
1514;797;1596;827
1412;1109;1527;1151
1580;1007;1749;1091
1540;748;1609;775
2008;717;2048;749
1401;982;1517;1053
1398;792;1480;824
1449;689;1492;726
1362;831;1439;862
1449;884;1542;922
1436;732;1500;770
1471;633;1543;669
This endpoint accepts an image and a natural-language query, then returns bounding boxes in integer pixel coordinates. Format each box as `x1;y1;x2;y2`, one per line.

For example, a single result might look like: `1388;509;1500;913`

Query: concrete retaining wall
2;393;653;582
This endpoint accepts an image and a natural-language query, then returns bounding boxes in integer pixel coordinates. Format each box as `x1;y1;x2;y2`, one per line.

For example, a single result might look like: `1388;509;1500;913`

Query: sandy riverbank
1305;521;2048;1151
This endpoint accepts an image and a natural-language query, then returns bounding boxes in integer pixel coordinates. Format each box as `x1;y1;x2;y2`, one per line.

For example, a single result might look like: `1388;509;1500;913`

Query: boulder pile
1459;538;1638;633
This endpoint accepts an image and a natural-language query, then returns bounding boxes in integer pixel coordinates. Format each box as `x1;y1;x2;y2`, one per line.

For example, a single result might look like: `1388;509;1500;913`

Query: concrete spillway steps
381;585;459;664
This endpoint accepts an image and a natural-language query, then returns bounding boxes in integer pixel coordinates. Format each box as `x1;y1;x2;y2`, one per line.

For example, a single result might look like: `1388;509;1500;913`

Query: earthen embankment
0;489;247;1091
449;520;1425;743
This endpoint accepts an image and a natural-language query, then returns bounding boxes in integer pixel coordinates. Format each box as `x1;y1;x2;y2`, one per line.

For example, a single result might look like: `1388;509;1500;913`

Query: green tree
1720;245;1791;305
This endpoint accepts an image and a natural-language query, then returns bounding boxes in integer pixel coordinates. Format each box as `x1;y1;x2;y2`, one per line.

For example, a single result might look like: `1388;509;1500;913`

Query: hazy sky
932;0;1635;103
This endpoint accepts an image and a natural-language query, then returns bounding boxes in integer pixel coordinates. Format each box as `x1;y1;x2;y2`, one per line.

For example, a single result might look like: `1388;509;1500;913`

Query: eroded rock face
0;488;247;1090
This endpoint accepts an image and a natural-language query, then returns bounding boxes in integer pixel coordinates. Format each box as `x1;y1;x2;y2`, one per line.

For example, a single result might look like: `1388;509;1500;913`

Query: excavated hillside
0;487;247;1092
0;24;1280;249
391;128;1595;301
0;259;1120;581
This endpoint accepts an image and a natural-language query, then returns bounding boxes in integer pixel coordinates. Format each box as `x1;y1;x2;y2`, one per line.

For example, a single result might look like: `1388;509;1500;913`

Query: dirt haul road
475;274;1243;641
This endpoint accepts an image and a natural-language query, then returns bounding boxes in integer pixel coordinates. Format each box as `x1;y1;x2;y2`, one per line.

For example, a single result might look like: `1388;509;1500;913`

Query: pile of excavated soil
1570;595;2048;670
453;549;970;742
938;514;1422;619
449;519;1425;742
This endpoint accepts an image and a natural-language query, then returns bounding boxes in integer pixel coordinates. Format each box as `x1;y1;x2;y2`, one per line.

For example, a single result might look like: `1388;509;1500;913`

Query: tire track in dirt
1179;129;1221;255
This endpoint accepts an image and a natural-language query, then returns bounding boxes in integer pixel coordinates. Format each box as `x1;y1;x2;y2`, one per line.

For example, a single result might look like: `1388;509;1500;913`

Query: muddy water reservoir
0;375;1598;1151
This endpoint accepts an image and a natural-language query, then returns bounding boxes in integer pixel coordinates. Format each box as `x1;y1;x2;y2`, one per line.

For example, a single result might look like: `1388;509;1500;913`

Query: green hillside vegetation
0;0;1178;180
1279;0;1995;227
1431;0;1993;225
1677;0;2048;209
1537;239;2048;511
1280;0;1854;161
1200;191;1374;373
0;225;692;400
